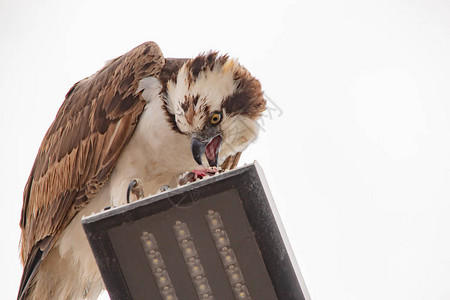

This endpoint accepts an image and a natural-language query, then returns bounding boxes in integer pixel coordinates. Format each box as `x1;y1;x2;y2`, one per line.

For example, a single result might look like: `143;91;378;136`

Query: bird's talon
126;178;144;203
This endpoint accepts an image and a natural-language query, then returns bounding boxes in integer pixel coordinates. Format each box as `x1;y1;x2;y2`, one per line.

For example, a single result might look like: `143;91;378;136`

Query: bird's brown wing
18;42;165;299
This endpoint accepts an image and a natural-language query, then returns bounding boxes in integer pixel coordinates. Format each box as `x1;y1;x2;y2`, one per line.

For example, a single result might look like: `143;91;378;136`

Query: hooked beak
191;134;223;167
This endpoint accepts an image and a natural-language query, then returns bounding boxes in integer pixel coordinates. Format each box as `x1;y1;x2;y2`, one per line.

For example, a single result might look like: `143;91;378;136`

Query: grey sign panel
82;162;310;300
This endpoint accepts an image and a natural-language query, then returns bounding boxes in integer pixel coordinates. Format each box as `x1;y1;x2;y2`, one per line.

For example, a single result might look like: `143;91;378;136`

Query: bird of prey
18;41;266;299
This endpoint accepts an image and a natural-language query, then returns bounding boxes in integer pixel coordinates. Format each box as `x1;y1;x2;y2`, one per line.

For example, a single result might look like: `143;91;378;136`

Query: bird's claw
126;178;144;203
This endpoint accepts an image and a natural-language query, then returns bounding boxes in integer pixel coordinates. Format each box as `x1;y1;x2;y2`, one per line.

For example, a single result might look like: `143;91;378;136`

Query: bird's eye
210;111;222;125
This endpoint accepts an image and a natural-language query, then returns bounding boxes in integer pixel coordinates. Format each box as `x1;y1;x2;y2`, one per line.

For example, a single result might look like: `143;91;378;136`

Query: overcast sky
2;0;450;299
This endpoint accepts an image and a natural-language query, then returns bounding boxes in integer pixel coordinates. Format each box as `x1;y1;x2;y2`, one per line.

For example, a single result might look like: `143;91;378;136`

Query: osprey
18;42;266;299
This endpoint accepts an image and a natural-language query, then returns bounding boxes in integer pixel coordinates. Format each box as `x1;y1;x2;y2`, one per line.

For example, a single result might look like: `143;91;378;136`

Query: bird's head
161;52;266;167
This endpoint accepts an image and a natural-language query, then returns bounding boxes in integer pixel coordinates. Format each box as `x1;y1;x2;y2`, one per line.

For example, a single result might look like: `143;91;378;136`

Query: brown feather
221;155;233;170
220;152;242;170
19;42;165;296
221;65;266;119
229;152;242;169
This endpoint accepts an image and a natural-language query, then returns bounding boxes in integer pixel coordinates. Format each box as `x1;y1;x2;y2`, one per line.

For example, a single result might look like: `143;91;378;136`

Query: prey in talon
178;166;221;186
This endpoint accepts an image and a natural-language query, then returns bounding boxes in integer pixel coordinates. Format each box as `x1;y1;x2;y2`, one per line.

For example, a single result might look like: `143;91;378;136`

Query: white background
1;0;450;299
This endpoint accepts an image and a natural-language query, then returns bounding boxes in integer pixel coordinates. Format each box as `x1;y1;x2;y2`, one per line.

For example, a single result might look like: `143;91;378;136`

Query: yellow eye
210;111;222;125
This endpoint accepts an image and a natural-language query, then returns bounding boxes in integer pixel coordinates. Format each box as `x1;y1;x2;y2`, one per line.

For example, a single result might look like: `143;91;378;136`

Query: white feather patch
137;76;161;103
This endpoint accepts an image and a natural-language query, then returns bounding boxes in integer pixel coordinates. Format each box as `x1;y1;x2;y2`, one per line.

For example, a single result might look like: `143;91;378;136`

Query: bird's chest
110;117;197;199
